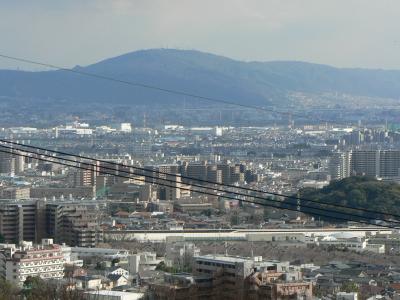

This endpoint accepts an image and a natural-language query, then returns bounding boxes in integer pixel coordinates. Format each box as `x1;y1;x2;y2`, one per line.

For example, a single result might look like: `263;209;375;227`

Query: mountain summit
1;49;400;107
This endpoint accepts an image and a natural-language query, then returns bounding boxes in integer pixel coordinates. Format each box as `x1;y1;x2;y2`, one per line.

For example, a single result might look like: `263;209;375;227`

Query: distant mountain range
0;49;400;107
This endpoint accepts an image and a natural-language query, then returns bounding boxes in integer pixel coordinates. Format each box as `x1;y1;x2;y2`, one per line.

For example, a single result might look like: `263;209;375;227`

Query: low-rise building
337;292;358;300
127;252;161;274
317;235;385;254
85;290;144;300
0;239;64;286
149;255;312;300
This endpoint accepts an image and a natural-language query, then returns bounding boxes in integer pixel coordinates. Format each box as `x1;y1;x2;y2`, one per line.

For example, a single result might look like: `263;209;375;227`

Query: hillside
1;49;400;107
286;177;400;222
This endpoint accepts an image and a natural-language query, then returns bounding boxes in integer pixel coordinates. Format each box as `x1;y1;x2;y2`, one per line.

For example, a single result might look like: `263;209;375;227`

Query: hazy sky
1;0;399;70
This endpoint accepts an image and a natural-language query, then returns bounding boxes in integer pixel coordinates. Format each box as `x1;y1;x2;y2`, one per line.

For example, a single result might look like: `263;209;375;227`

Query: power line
0;53;344;125
1;146;396;229
2;142;375;223
0;146;398;228
0;55;397;224
2;138;400;221
1;141;396;225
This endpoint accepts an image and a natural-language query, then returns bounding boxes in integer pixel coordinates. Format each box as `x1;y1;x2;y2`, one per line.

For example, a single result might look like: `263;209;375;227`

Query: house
64;265;88;278
75;275;103;290
107;266;130;277
316;276;341;295
107;274;130;287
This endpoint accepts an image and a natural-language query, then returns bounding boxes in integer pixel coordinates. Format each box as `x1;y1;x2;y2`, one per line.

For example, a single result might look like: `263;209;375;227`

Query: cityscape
2;1;400;300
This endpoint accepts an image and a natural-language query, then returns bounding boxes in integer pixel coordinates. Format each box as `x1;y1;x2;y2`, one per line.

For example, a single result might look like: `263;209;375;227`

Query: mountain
1;49;400;107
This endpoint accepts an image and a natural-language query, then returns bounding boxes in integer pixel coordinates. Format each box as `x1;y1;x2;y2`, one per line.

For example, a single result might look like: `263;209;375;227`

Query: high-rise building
329;150;400;180
379;150;400;178
0;151;15;175
14;154;25;174
184;162;208;184
217;163;232;184
46;202;101;247
329;152;352;180
207;165;222;184
0;199;102;247
72;168;96;187
350;150;379;177
143;162;256;198
0;200;46;244
158;174;182;201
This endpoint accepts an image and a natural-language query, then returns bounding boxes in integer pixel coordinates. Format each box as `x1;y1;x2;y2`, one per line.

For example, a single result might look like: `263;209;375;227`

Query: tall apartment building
158;174;182;201
0;200;46;244
350;150;379;177
142;165;182;200
0;200;101;247
179;161;251;185
71;168;96;187
0;239;64;286
206;165;223;183
379;150;400;178
230;164;245;183
329;150;400;180
329;152;352;180
183;162;208;183
143;162;256;200
0;151;15;175
217;163;232;184
14;154;25;174
142;164;179;183
46;202;102;247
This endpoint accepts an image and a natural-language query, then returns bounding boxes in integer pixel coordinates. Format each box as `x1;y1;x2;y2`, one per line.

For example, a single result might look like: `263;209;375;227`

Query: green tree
341;281;359;293
230;211;240;226
112;258;120;266
296;176;400;222
0;278;19;300
23;276;86;300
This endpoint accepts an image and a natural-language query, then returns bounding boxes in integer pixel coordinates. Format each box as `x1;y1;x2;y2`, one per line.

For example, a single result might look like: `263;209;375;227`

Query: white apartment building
0;239;64;286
